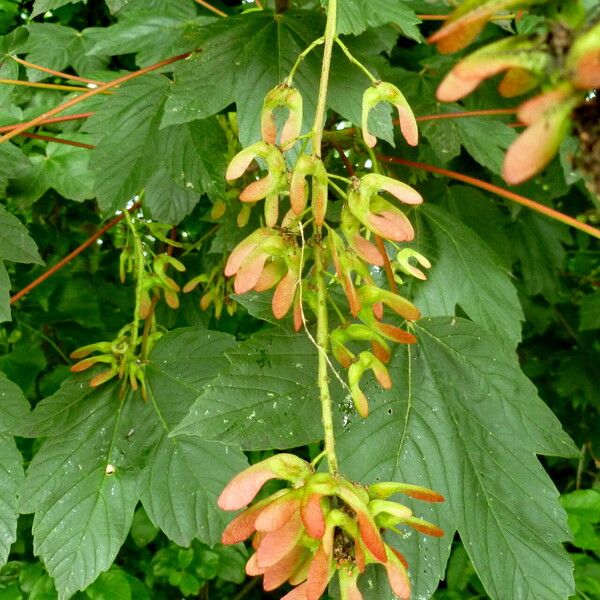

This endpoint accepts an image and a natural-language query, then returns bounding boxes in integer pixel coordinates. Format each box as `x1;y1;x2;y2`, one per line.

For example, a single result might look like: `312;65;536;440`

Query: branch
10;203;141;305
193;0;227;17
378;155;600;240
415;108;517;122
19;132;95;149
0;53;190;145
0;112;94;133
11;56;105;86
0;78;112;94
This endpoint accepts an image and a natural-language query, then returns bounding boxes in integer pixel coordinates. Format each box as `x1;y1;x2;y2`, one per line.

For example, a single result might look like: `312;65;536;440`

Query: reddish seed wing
281;582;309;600
255;513;304;568
262;545;307;591
218;467;279;511
255;496;300;532
356;511;387;563
306;546;332;600
272;271;297;319
301;493;326;539
428;13;490;54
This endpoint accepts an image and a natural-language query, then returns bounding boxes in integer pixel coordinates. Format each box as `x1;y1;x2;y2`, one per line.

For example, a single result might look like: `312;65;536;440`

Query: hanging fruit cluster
219;455;444;600
220;25;444;594
430;0;600;191
225;78;431;418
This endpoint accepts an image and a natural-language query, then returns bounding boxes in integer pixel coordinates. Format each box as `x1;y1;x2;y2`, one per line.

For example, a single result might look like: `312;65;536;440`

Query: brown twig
0;52;191;145
415;108;517;122
10;203;141;305
416;14;450;20
0;112;94;133
0;78;112;94
11;56;105;86
378;155;600;240
19;132;95;149
193;0;227;17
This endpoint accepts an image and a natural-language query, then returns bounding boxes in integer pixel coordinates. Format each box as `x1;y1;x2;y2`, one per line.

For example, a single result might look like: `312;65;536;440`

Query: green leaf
322;0;422;40
9;135;95;205
455;117;517;174
84;13;211;67
0;371;30;433
0;142;31;191
0;436;24;566
144;167;200;225
140;328;248;547
23;23;107;80
0;261;9;323
0;371;29;568
159;118;228;202
412;203;523;347
0;205;43;265
19;381;147;599
337;317;577;600
30;0;83;18
85;569;131;600
173;328;342;450
579;291;600;331
507;212;571;302
84;73;170;212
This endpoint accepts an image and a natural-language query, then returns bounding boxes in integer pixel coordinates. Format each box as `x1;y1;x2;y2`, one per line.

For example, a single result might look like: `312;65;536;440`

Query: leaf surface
338;317;577;600
173;328;342;450
413;204;523;347
322;0;422;40
84;74;170;212
141;328;248;546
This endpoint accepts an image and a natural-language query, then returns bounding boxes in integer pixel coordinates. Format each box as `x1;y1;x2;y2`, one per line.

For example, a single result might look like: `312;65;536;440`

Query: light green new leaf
141;328;248;547
412;204;523;347
84;73;170;212
173;328;342;450
322;0;422;40
337;317;577;600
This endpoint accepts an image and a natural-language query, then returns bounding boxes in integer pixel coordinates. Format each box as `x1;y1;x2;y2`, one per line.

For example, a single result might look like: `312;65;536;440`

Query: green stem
125;212;145;352
315;241;339;475
334;37;378;83
286;37;325;85
311;0;337;157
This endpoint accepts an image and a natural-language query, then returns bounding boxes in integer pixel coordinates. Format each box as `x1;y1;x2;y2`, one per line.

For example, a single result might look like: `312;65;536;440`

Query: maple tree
0;0;599;599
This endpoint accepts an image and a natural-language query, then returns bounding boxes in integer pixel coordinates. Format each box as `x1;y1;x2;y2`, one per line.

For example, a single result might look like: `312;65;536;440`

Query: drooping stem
314;241;339;475
286;37;324;85
311;0;337;157
334;37;378;83
124;211;145;352
309;0;339;474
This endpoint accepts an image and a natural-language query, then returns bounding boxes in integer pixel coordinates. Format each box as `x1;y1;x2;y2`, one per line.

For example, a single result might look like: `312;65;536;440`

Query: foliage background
0;0;598;599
